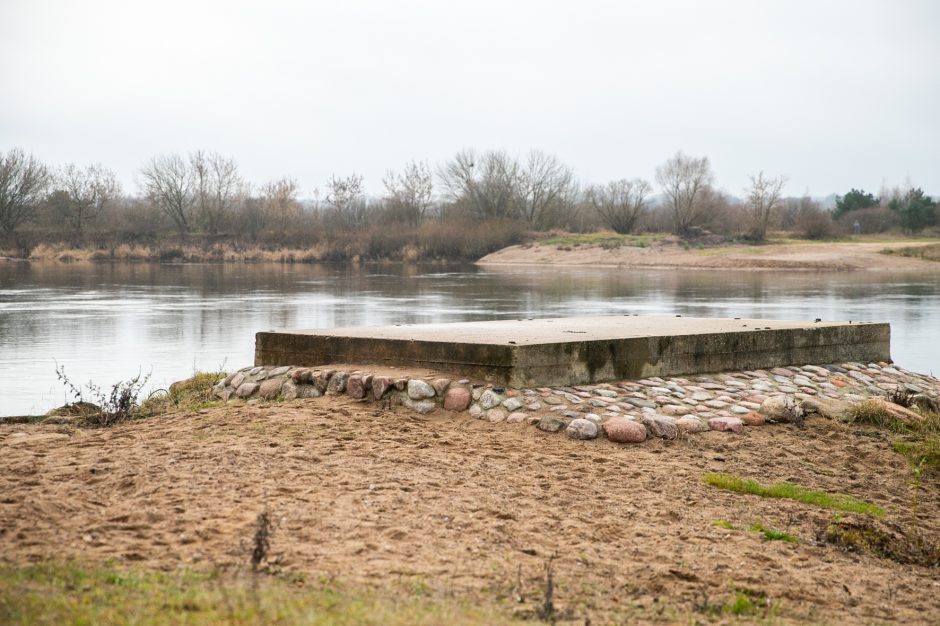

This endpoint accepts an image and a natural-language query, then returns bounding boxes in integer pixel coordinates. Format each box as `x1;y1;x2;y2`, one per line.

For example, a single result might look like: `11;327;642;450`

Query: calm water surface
2;261;939;416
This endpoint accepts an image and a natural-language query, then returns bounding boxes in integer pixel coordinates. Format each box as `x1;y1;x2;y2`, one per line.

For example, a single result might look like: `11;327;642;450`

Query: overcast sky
1;0;938;198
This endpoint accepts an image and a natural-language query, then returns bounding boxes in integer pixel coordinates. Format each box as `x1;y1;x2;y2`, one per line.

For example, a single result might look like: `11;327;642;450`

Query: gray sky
2;0;938;198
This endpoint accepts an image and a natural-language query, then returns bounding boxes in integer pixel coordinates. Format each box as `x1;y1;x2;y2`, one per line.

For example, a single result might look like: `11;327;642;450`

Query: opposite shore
4;235;940;271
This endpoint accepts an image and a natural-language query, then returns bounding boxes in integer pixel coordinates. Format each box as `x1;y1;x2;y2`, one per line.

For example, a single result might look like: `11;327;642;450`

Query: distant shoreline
4;237;940;271
477;238;940;272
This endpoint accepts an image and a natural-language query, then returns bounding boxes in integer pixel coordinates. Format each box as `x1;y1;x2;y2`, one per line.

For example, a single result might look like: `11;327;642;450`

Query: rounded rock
642;415;678;440
487;407;508;423
566;418;599;440
235;382;259;398
443;387;472;411
676;417;710;433
258;378;284;400
603;417;647;443
708;416;745;433
407;379;436;400
479;389;503;410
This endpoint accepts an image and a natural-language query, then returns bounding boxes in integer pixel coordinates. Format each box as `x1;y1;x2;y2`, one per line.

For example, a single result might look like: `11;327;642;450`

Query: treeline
1;147;936;262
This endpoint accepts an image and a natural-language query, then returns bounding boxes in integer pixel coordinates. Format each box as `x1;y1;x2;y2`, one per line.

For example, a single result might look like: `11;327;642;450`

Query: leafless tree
438;149;521;219
50;163;121;238
326;173;366;225
0;148;51;235
140;154;194;235
655;151;715;235
518;150;576;229
260;177;302;232
745;171;787;240
587;178;652;234
383;160;434;225
191;151;243;235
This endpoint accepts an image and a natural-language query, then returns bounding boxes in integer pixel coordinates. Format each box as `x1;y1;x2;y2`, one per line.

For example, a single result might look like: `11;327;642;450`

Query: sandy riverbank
3;365;939;624
478;238;940;271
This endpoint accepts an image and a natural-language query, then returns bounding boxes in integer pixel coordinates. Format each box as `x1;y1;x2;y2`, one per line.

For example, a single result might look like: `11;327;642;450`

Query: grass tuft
141;371;226;415
703;473;884;517
749;521;799;543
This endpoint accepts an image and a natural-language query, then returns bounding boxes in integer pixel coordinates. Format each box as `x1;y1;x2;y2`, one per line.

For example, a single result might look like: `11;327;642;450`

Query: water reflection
2;261;938;416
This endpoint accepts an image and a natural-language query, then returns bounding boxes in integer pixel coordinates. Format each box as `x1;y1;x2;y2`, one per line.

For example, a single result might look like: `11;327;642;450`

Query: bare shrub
54;364;151;427
794;205;837;239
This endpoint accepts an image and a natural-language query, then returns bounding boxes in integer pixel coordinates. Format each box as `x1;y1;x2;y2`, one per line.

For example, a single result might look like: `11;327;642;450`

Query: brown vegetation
3;146;937;264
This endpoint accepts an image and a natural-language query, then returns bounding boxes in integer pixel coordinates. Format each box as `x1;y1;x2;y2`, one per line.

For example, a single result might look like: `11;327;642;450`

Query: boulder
443;387;471;411
536;415;569;433
407;379;436;400
371;376;393;400
708;417;744;433
566;418;599;440
603;417;647;443
258;378;284;400
641;415;678;440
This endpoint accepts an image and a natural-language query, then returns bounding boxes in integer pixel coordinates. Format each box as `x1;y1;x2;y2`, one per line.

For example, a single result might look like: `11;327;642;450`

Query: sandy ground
2;399;939;624
478;240;940;271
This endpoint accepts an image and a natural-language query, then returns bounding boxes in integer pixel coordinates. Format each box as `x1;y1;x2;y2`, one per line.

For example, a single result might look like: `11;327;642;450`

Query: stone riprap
207;362;940;444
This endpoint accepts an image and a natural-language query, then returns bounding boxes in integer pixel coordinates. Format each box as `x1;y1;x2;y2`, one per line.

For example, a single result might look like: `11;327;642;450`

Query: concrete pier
255;315;890;387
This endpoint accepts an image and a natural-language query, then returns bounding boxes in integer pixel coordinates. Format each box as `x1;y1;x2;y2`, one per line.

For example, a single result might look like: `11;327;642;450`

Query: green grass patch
0;562;532;626
538;232;664;248
749;521;799;543
703;473;884;517
891;411;940;474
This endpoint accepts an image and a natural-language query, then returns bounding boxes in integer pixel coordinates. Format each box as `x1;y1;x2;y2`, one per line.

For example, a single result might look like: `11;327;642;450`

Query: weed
890;411;940;476
251;511;272;572
749;521;799;543
722;589;776;616
848;400;899;430
535;555;556;625
703;473;884;516
54;364;150;427
711;520;736;529
141;370;226;415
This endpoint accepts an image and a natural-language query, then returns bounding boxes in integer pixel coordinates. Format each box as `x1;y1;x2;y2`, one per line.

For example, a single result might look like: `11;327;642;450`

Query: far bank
478;235;940;272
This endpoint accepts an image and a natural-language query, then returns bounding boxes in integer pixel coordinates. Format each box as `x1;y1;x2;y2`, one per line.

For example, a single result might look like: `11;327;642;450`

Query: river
2;261;938;416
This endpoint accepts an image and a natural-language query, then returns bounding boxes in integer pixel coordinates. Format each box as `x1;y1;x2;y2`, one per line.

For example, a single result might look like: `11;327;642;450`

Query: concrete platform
255;315;891;387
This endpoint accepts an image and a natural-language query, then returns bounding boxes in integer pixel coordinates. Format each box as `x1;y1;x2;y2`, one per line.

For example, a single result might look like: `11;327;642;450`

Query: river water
2;261;939;417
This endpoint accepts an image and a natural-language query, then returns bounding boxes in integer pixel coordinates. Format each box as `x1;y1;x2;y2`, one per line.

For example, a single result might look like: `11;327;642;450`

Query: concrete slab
255;315;890;387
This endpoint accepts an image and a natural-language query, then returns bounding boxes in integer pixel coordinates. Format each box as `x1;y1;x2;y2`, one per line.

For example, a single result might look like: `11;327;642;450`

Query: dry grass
0;562;533;626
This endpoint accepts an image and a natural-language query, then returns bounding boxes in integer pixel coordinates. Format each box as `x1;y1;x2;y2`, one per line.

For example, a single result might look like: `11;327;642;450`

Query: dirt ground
478;239;940;271
2;397;939;624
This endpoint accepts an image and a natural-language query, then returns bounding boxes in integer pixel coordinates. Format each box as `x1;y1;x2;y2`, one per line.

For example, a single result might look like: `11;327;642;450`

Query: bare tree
260;177;301;232
587;178;652;234
140;154;194;235
383;160;434;225
0;148;51;235
518;150;576;229
745;171;787;240
326;173;366;225
655;151;715;235
438;149;522;220
50;163;121;238
191;151;243;235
